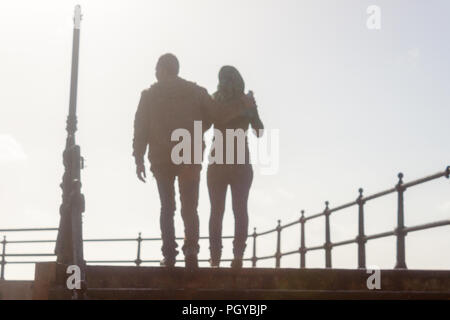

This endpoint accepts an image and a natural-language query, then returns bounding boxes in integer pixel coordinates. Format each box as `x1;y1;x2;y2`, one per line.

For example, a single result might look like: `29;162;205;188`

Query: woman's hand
241;90;257;109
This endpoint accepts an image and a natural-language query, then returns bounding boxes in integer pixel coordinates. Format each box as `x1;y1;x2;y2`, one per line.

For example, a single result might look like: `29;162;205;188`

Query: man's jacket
133;77;216;169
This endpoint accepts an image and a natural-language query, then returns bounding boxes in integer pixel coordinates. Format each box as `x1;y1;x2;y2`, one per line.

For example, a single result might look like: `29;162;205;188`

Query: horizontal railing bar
3;237;239;244
82;236;237;242
5;240;56;244
366;230;395;241
4;259;254;265
363;188;397;202
404;220;450;233
402;170;447;189
305;212;325;221
141;258;253;263
4;261;55;264
257;254;276;260
5;253;55;257
333;238;356;247
66;217;450;247
279;221;298;230
87;260;135;264
256;228;277;237
197;258;230;262
199;236;234;240
329;201;358;213
0;228;58;232
306;245;324;251
280;249;299;257
84;238;137;242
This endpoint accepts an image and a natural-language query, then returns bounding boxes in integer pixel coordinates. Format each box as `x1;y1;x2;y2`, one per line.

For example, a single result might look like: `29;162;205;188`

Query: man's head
156;53;179;81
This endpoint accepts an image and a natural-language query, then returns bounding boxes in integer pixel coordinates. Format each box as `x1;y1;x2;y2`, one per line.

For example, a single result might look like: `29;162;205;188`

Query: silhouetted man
133;53;254;269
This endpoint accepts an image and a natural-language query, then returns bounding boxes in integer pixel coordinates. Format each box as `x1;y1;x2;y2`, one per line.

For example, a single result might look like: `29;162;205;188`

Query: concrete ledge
32;262;450;300
32;262;58;300
0;280;34;300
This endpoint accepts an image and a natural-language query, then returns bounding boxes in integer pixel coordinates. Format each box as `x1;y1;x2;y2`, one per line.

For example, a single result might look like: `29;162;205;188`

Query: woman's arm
248;107;264;137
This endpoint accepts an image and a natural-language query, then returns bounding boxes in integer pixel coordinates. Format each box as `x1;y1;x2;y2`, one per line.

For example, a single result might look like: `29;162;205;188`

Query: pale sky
0;0;449;279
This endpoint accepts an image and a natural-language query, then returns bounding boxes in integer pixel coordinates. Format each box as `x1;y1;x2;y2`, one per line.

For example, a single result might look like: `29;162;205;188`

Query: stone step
50;288;450;300
82;265;450;291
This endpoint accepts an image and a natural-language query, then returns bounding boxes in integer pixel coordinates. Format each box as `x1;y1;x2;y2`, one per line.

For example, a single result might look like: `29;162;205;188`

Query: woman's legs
230;165;253;263
207;166;228;266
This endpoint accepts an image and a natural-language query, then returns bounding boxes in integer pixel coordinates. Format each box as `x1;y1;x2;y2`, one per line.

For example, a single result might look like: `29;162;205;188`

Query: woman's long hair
214;65;245;102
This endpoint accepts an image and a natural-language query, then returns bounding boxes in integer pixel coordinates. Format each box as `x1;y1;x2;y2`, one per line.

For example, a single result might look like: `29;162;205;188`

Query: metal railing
257;167;450;269
1;167;449;279
0;230;249;279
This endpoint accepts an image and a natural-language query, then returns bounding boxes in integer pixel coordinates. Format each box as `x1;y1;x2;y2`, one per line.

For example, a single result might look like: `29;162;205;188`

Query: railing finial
324;201;330;215
397;172;404;185
357;188;364;204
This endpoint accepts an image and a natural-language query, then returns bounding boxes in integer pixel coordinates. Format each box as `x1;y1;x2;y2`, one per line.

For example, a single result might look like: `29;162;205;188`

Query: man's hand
136;162;146;183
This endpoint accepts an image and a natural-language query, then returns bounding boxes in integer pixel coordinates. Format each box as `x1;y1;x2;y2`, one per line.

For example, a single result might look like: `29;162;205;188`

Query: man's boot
231;245;245;269
185;254;198;270
160;257;176;268
209;247;221;267
231;242;246;269
230;257;243;269
183;241;199;270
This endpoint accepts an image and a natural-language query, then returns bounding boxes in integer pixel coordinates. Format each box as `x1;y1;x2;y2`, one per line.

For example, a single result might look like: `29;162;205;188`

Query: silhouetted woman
208;66;264;268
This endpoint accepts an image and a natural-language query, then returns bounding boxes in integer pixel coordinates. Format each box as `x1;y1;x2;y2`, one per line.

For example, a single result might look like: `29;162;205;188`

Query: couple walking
132;53;264;269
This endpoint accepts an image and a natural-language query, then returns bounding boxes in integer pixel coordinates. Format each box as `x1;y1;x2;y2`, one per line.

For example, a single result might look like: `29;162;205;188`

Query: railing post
1;236;6;280
135;232;142;266
299;210;306;268
275;220;281;268
251;228;257;267
395;173;407;269
356;188;367;269
324;201;332;268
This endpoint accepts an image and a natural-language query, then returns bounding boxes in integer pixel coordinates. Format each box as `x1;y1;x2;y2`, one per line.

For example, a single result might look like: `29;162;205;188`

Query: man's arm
198;88;213;130
133;90;150;182
199;89;256;127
